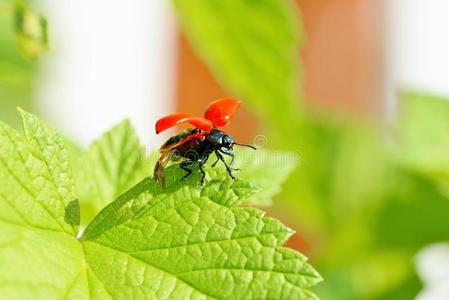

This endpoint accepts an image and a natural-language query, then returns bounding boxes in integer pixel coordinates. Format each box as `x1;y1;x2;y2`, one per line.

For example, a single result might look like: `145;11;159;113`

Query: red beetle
154;98;255;186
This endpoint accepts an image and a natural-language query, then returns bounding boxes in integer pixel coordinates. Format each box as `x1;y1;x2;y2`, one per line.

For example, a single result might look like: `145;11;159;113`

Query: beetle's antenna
234;143;256;150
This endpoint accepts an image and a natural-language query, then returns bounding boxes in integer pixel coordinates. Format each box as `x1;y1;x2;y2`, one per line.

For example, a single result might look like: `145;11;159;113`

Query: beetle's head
222;134;236;149
208;129;235;150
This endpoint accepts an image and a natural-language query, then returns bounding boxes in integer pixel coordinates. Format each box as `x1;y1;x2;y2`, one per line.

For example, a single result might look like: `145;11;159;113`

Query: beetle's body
160;128;203;153
153;98;254;187
161;128;234;156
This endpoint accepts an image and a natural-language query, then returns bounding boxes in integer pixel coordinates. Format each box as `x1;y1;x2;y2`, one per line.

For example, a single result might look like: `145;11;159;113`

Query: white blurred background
35;0;177;148
388;0;449;96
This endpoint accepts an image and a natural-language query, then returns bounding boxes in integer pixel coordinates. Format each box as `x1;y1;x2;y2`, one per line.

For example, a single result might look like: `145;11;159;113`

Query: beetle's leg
211;153;220;168
215;151;236;180
180;160;194;180
219;148;240;171
199;154;210;185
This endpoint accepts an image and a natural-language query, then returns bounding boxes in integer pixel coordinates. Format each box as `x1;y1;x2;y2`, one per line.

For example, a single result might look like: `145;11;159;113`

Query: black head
207;129;235;150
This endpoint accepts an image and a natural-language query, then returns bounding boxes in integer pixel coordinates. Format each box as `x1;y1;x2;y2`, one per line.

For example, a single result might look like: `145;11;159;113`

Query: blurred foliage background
0;0;47;127
2;0;449;299
0;0;32;127
173;1;449;299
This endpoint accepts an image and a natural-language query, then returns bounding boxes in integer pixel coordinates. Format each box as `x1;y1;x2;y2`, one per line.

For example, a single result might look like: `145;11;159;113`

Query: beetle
153;98;255;187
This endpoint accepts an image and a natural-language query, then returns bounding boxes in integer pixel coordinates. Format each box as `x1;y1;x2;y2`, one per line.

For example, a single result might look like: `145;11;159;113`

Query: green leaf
374;170;449;250
14;2;50;59
398;92;449;182
70;120;149;225
0;110;87;298
206;149;298;206
172;0;304;127
0;110;322;299
0;4;36;128
0;109;77;234
82;170;321;299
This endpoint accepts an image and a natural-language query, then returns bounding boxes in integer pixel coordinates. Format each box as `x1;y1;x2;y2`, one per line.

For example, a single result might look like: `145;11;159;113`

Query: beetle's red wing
204;98;242;127
155;113;213;134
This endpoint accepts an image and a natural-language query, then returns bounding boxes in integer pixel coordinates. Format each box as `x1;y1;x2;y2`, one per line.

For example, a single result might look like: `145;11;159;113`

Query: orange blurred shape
299;0;385;116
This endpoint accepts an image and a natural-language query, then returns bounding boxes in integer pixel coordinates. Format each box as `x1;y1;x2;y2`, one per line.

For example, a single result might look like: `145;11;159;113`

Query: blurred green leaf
279;114;390;233
207;149;298;206
372;271;422;300
315;247;421;300
0;1;35;127
374;170;449;250
172;0;304;128
14;2;49;59
174;0;449;297
397;92;449;183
